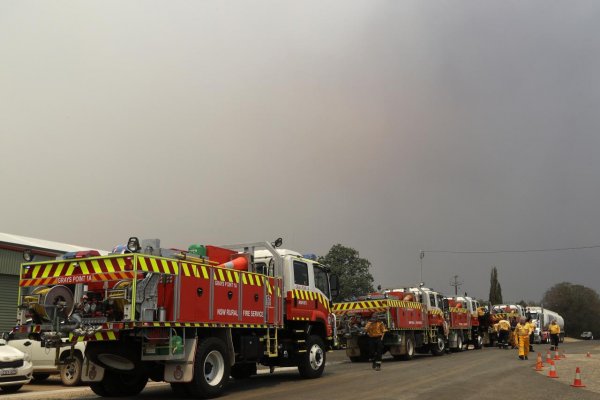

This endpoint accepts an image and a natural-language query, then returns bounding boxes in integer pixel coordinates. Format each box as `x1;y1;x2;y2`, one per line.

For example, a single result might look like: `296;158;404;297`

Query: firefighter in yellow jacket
496;319;511;349
364;315;388;371
514;317;533;360
549;320;561;351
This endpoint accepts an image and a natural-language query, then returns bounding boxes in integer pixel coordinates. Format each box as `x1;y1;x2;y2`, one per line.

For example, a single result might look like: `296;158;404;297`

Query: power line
423;244;600;255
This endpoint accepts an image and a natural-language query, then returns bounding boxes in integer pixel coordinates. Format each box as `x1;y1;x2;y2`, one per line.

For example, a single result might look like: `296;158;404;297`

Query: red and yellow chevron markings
290;289;331;311
332;299;422;315
20;256;136;287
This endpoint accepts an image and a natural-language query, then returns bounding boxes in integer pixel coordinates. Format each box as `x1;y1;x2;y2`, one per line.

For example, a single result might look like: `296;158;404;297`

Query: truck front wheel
298;335;326;379
431;337;445;356
185;338;230;399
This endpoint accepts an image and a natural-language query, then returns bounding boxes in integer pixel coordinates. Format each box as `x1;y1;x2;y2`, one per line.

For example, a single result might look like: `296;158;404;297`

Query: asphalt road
4;340;600;400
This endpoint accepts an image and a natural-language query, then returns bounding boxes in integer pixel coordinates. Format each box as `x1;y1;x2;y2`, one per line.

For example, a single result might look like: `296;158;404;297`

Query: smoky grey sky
2;1;600;302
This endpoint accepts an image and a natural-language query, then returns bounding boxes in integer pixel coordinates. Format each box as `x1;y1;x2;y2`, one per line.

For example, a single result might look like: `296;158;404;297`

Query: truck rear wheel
400;334;415;361
185;337;230;399
453;335;463;352
86;342;139;372
90;369;148;397
431;337;445;356
298;335;326;379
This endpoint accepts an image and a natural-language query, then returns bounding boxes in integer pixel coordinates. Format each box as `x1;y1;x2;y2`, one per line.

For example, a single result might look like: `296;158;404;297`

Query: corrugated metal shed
0;275;19;331
0;232;106;255
0;249;54;275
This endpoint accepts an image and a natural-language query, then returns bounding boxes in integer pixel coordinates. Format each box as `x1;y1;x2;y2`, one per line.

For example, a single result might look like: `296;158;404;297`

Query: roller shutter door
0;275;18;331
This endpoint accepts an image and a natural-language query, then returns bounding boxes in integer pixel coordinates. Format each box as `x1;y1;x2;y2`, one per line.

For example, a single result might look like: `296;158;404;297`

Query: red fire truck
334;287;447;361
13;238;338;398
446;296;484;351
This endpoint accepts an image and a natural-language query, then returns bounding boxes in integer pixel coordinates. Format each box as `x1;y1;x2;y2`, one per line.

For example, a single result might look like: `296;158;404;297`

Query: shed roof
0;232;108;255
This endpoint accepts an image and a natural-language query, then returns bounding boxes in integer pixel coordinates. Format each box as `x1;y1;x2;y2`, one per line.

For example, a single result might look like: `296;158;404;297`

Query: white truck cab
453;296;480;315
405;287;446;311
252;248;334;302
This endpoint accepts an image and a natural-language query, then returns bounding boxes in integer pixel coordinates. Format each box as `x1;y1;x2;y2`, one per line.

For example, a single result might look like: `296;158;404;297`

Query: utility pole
449;274;463;296
419;250;425;287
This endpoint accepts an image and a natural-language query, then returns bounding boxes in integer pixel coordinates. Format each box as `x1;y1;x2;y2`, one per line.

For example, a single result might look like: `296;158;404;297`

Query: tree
488;266;503;305
541;282;600;337
318;244;374;302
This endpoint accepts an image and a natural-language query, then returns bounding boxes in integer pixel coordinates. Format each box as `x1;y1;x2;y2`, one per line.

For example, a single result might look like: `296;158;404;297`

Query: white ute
7;334;85;386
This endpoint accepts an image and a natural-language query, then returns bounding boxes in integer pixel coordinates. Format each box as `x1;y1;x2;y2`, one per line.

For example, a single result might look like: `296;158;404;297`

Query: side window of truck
429;293;436;308
436;294;446;311
293;260;309;286
255;262;267;275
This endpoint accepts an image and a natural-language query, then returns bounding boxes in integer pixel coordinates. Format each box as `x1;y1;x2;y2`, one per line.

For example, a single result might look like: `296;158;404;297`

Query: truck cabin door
428;292;437;310
312;263;331;305
437;294;447;312
289;259;311;319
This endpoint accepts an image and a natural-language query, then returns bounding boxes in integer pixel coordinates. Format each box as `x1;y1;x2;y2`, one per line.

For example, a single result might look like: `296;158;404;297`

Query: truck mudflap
81;359;105;383
164;338;198;383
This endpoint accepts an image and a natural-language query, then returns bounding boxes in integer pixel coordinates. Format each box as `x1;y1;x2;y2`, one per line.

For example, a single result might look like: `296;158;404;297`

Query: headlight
23;353;31;363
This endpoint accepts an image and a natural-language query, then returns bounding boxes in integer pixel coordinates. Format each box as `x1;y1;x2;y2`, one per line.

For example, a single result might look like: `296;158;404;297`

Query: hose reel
24;285;74;322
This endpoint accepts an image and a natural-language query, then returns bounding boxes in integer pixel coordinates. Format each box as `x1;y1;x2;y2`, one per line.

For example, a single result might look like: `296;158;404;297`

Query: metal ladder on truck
265;328;278;357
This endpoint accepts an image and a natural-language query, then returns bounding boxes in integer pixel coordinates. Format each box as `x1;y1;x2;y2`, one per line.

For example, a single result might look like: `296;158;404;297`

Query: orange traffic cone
217;255;248;271
548;360;559;378
534;353;544;371
554;350;561;360
546;351;552;364
570;367;586;388
586;352;592;358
